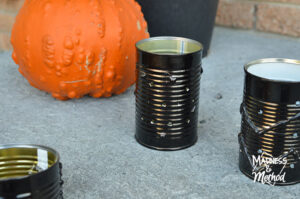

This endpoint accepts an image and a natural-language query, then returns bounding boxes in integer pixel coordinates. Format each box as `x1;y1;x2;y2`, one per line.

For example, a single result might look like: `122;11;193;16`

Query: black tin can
239;58;300;185
0;144;63;198
135;37;203;151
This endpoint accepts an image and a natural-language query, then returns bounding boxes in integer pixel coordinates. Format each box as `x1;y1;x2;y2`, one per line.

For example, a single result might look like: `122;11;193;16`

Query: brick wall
216;0;300;37
0;0;24;51
0;0;299;51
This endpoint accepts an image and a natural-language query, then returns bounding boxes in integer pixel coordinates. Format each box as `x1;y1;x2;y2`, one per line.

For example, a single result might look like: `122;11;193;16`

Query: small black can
135;37;203;151
239;58;300;185
0;144;63;198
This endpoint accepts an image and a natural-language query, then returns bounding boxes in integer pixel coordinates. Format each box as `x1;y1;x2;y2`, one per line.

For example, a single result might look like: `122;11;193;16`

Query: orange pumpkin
11;0;149;100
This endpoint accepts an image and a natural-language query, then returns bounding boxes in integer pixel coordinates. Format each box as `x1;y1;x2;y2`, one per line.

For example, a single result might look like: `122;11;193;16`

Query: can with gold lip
0;144;63;198
135;36;203;150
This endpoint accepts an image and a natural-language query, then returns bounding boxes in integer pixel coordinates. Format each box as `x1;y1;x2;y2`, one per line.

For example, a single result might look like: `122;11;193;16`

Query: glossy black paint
0;155;63;198
135;40;203;151
244;68;300;104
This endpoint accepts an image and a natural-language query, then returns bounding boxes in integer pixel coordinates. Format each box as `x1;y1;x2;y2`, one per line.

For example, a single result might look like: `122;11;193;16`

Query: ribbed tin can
135;37;203;150
239;58;300;185
0;144;63;198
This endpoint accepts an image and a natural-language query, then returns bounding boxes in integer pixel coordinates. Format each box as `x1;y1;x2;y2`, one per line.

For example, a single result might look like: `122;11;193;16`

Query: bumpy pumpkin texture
11;0;149;100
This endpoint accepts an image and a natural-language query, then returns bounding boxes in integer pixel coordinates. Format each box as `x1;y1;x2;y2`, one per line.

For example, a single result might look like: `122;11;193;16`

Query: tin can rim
136;36;203;56
244;58;300;83
0;144;60;182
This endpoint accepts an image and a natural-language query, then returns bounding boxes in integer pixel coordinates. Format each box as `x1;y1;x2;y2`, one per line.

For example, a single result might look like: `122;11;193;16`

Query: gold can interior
0;146;58;180
136;37;203;55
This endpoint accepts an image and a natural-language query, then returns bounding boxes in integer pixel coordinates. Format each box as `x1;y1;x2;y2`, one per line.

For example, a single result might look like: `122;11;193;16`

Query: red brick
0;13;16;32
261;0;300;4
256;3;300;37
216;0;255;29
0;0;25;12
0;32;12;51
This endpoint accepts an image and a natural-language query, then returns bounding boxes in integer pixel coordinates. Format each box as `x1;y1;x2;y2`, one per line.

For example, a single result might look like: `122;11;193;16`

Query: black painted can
135;37;203;151
135;0;219;57
0;144;63;198
239;58;300;185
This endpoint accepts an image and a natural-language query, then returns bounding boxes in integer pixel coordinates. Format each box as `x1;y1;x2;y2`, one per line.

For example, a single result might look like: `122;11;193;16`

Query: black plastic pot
136;0;219;57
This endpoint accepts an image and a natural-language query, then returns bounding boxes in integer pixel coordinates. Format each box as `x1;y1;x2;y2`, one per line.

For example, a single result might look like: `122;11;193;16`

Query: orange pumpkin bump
11;0;149;100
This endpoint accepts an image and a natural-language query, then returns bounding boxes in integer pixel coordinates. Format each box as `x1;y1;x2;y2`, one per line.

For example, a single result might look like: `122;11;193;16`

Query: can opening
246;59;300;82
0;145;58;180
136;37;203;55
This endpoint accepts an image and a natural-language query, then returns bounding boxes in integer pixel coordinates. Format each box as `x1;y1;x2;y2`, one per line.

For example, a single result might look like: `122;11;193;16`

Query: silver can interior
246;59;300;82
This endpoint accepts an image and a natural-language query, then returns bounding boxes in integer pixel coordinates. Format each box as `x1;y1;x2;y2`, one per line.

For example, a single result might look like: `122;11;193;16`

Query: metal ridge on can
0;144;63;198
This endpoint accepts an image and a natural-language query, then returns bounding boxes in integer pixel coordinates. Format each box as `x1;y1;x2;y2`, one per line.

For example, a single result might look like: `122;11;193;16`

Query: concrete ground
1;27;300;199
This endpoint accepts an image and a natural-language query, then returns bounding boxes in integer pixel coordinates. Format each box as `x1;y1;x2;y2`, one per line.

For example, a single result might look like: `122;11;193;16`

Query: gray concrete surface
1;27;300;199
